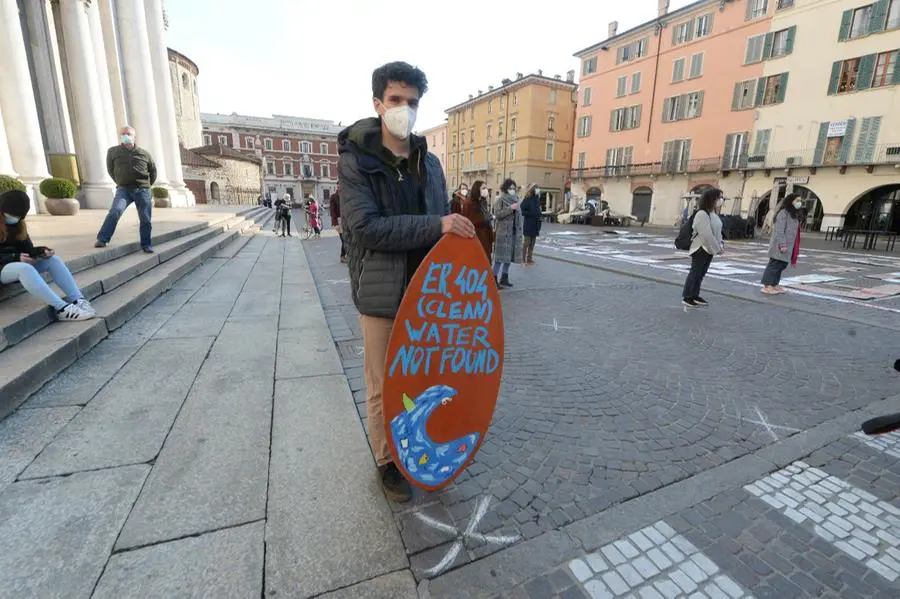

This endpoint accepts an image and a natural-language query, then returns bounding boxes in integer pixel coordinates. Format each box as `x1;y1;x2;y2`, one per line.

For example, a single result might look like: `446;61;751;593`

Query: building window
851;5;873;39
548;115;555;131
498;120;505;138
320;142;328;154
302;164;312;177
694;13;713;37
301;141;312;153
577;152;586;169
771;28;790;57
873;50;898;87
745;34;766;63
509;143;516;161
777;0;794;9
218;135;227;146
672;58;686;82
266;161;275;175
470;107;475;120
723;132;749;169
583;87;593;106
838;57;861;93
616;76;628;97
662;139;692;172
452;133;457;148
181;73;188;88
889;0;900;28
545;142;554;161
264;138;273;151
497;145;503;163
245;137;254;149
513;92;519;105
577;116;593;137
486;148;491;164
672;21;693;46
604;146;633;175
616;37;649;65
746;0;768;20
582;56;598;75
284;162;293;176
462;111;466;123
487;100;493;114
631;72;642;94
549;89;557;104
760;73;788;105
689;53;704;78
320;164;331;178
610;105;642;131
461;131;466;145
469;150;474;165
732;79;757;110
451;154;456;169
485;125;491;140
662;92;704;122
470;127;475;144
282;139;291;151
203;134;211;146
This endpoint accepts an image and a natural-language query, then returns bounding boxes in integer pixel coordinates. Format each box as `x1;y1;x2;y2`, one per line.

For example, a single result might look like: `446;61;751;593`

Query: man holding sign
339;61;475;502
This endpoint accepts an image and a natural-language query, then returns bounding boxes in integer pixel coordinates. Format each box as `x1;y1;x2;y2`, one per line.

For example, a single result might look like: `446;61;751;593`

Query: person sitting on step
0;191;95;320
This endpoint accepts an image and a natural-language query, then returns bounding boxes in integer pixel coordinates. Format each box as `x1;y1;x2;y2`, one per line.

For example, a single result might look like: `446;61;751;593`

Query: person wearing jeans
95;125;157;253
682;188;725;309
762;193;802;295
1;191;95;320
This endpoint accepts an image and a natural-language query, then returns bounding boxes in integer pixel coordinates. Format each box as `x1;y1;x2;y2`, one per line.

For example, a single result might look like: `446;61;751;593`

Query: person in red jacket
329;185;346;263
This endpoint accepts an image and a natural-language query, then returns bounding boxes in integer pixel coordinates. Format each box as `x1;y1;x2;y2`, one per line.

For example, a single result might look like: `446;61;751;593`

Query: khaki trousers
360;314;394;467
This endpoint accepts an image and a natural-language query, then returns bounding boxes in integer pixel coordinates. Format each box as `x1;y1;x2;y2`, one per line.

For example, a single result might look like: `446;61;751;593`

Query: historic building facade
168;47;202;149
418;121;448;174
201;113;342;202
444;72;578;212
0;0;193;212
181;145;261;206
571;0;900;232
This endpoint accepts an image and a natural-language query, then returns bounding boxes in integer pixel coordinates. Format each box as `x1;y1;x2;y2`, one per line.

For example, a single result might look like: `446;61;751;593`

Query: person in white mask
682;188;725;309
761;193;803;295
337;61;475;503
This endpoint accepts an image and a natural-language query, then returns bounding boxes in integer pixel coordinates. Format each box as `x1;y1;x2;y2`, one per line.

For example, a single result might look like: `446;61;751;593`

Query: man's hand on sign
440;214;476;238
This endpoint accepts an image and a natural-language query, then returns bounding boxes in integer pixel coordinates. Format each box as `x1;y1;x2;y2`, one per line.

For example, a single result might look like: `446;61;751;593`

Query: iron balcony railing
462;163;491;173
570;157;722;179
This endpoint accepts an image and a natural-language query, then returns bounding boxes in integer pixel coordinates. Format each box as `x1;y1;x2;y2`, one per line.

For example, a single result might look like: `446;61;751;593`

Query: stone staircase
0;206;276;418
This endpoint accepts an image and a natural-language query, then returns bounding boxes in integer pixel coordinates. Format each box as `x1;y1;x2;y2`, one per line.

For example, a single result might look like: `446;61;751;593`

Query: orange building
571;0;784;225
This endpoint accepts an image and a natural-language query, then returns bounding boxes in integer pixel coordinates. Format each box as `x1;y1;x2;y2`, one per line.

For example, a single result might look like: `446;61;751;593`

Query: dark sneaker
378;463;412;503
694;297;708;307
142;247;154;254
682;298;699;308
94;240;107;248
499;276;513;288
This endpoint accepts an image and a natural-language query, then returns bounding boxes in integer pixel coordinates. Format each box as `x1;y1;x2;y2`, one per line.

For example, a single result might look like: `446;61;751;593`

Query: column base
78;182;117;209
166;187;195;208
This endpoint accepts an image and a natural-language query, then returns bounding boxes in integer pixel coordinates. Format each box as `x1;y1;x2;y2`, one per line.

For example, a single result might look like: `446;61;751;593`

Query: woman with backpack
681;188;725;309
761;193;803;295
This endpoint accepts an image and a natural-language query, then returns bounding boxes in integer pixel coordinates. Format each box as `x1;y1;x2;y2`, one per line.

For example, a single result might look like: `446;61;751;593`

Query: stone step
0;226;252;420
0;208;268;353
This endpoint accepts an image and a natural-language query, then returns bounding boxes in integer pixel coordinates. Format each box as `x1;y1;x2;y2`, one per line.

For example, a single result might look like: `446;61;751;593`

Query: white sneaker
74;298;96;315
56;302;94;321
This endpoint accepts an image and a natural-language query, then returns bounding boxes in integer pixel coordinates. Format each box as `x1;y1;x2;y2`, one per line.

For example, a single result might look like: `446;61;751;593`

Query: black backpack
674;210;698;250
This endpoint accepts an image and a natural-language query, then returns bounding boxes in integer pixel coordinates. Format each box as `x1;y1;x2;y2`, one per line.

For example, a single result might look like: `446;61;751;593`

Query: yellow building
444;71;578;211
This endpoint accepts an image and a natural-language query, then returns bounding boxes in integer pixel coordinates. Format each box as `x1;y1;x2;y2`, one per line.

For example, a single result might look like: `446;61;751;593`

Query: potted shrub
39;177;79;216
151;186;171;208
0;175;26;194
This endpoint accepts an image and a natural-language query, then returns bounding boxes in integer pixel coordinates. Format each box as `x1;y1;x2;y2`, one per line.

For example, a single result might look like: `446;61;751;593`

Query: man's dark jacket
107;145;157;188
338;117;448;319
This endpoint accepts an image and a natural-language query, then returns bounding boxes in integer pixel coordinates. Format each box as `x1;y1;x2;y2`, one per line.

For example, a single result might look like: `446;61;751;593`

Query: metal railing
570;157;723;179
462;163;491;173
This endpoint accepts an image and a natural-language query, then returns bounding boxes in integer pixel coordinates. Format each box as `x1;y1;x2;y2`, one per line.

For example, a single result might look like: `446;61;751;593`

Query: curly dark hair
698;187;722;213
372;62;429;100
500;178;517;193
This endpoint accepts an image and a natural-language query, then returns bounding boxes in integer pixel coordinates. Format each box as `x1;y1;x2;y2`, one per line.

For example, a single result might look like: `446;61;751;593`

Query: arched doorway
209;181;220;202
631;186;653;224
755;185;823;231
845;185;900;233
586;187;602;202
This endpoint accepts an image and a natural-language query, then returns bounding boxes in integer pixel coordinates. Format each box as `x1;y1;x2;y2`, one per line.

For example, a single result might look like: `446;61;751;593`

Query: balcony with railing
742;142;900;170
462;163;491;174
570;157;722;179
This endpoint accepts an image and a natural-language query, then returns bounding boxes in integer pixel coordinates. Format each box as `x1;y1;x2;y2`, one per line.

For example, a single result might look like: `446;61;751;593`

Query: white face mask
534;187;541;195
480;189;488;198
120;134;134;145
381;105;417;140
716;198;725;208
792;200;803;209
4;215;20;225
460;189;468;197
508;188;517;197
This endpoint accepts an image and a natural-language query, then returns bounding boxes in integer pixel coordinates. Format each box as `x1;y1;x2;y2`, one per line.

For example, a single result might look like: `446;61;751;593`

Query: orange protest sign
382;235;505;491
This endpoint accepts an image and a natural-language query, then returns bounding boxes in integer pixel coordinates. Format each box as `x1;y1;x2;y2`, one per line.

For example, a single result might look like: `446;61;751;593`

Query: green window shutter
813;122;830;164
723;133;736;168
686;19;695;41
838;118;857;164
746;0;755;20
635;104;642;127
731;82;742;110
609;109;617;132
893;51;900;85
740;132;751;168
755;77;766;106
870;0;888;33
785;26;797;55
857;54;877;90
853;118;873;163
672;26;679;46
762;33;774;60
759;129;772;156
697;91;705;117
676;95;688;120
827;61;842;95
661;98;672;123
681;139;692;170
624;146;634;165
838;9;853;41
662;141;673;170
776;72;790;103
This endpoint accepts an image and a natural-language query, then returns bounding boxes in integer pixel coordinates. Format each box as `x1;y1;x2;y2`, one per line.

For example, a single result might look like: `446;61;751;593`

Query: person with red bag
761;193;802;295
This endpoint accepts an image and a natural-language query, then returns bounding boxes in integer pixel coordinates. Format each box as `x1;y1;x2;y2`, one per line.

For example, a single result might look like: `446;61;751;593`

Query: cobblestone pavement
302;232;900;592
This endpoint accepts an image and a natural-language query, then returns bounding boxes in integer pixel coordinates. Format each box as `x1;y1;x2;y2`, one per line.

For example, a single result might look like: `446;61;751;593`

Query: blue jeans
492;261;510;277
97;187;153;248
0;256;83;310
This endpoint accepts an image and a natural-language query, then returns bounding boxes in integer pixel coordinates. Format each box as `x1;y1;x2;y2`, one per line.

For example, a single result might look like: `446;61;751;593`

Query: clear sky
165;0;695;132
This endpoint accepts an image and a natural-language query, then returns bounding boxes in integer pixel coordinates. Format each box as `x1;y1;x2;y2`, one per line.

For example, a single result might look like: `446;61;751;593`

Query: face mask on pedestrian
716;198;725;208
380;104;417;140
120;134;134;145
792;200;803;210
534;187;541;195
508;188;517;198
460;188;468;197
4;215;20;225
480;188;488;199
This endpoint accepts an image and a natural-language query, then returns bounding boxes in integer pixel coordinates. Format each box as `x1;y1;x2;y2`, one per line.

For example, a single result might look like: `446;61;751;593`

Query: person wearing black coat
520;183;543;265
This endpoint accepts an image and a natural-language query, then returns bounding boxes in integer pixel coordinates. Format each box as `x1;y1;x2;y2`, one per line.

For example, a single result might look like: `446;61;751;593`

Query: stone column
0;104;17;177
86;0;117;147
114;0;169;189
145;0;193;206
0;0;51;212
97;0;128;135
58;0;116;208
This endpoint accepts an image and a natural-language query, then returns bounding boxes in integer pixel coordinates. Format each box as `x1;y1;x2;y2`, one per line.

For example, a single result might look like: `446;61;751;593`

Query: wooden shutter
609;109;617;132
746;0;755;20
673;59;684;82
605;149;615;167
633;104;642;128
776;73;790;103
690;54;703;78
662;141;673;171
723;133;736;169
828;61;843;95
894;51;900;85
676;94;687;121
813;122;830;164
762;33;774;60
745;38;756;64
785;25;797;55
624;146;634;166
755;77;767;106
854;116;882;163
838;9;853;41
662;97;673;122
838;118;857;164
586;116;592;136
685;19;695;42
706;12;715;34
672;25;680;46
857;54;877;90
740;133;750;168
680;139;692;170
696;91;705;117
870;0;889;33
758;129;772;157
853;118;872;163
731;82;742;110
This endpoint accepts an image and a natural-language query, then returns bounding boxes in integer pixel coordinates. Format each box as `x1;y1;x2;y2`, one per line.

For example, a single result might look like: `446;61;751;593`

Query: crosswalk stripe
568;520;754;598
744;461;900;582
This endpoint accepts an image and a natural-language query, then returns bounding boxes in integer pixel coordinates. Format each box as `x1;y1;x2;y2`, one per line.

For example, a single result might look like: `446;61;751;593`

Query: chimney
516;72;523;79
468;94;473;99
554;74;561;80
501;78;512;85
478;89;483;95
608;21;618;37
488;85;494;91
658;0;669;17
566;70;575;82
537;69;543;76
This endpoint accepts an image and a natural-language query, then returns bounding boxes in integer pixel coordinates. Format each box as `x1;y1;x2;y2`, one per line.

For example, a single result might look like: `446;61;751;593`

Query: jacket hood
338;117;428;164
